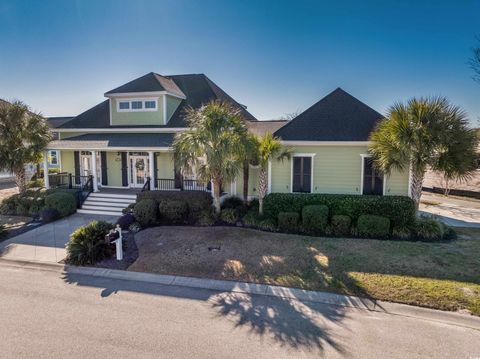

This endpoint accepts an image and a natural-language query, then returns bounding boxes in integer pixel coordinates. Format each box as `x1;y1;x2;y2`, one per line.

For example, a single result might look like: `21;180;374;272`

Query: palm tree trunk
15;166;27;195
410;169;424;209
212;178;222;214
243;161;249;203
258;167;268;216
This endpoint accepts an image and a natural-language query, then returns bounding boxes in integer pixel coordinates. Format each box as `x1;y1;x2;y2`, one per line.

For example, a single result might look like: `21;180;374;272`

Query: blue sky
0;0;479;125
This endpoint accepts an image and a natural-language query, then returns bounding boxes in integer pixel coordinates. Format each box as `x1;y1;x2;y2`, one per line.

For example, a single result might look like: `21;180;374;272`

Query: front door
130;156;149;188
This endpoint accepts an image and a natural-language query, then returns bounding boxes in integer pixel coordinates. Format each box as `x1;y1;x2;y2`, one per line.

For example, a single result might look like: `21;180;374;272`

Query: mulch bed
96;230;139;270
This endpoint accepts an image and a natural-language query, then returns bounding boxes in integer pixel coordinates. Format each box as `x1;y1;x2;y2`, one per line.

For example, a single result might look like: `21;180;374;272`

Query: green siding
270;145;409;196
166;96;182;123
156;152;175;179
110;98;164;126
234;165;260;198
60;150;75;174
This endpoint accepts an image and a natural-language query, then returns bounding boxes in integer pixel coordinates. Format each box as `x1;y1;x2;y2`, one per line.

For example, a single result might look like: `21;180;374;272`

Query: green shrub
220;208;238;224
331;215;352;236
133;199;158;227
66;220;114;265
197;210;217;226
44;192;76;218
278;212;300;232
222;196;247;216
46;188;81;207
40;208;60;223
302;205;329;234
159;200;188;224
242;211;277;231
257;218;277;231
264;193;415;228
392;226;412;240
414;217;445;241
357;214;391;238
122;203;135;214
137;191;212;217
0;224;7;239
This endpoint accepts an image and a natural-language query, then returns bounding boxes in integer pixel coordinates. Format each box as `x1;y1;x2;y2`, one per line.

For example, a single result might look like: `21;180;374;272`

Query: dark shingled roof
47;117;74;128
274;88;384;141
247;120;288;136
105;72;185;98
59;73;257;129
58;133;175;147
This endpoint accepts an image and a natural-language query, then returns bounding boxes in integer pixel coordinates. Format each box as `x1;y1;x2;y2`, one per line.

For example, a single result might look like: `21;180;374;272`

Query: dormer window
116;98;157;112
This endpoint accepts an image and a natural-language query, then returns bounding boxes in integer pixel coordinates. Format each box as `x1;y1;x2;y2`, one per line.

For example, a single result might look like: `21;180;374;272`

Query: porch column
91;150;99;192
43;151;50;189
148;151;155;189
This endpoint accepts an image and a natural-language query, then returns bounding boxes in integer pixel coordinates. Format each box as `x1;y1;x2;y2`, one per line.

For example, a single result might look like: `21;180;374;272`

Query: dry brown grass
129;226;480;314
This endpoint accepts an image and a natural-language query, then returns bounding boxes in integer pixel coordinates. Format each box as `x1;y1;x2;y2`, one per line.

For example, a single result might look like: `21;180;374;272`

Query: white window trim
116;98;159;113
290;153;316;193
360;154;385;196
48;150;59;166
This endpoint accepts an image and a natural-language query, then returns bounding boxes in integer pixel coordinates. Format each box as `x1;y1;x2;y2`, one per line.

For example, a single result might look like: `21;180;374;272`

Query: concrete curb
1;258;479;330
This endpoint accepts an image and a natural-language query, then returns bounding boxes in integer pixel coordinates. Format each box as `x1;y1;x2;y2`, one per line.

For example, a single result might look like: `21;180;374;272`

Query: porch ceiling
48;133;175;150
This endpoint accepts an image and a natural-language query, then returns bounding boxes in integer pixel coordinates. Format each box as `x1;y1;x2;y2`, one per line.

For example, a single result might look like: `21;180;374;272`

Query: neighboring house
46;73;410;215
45;117;74;169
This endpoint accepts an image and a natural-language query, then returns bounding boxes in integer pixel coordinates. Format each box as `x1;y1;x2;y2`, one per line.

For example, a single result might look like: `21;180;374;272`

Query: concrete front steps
77;192;136;216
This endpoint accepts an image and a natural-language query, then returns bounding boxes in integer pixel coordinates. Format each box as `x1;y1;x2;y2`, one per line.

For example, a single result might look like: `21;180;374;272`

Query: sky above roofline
0;0;479;126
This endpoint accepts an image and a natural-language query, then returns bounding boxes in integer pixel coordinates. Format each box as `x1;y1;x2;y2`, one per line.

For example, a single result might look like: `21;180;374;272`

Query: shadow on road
63;270;348;355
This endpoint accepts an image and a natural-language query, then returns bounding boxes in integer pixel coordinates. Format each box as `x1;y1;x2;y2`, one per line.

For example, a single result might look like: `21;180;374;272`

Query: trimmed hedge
278;212;300;232
40;208;60;223
264;193;415;228
137;191;212;215
44;192;76;218
220;208;238;224
134;199;158;227
357;215;390;238
302;205;329;234
331;215;352;236
159;200;188;224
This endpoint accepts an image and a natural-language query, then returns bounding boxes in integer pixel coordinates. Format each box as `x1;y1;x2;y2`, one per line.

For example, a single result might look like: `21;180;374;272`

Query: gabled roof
274;88;383;141
59;73;257;129
47;117;74;128
105;72;185;98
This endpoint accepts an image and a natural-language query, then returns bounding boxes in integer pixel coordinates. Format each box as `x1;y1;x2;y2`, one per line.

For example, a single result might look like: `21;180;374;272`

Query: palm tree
256;133;290;215
173;101;250;213
0;101;52;194
241;133;259;203
369;97;478;208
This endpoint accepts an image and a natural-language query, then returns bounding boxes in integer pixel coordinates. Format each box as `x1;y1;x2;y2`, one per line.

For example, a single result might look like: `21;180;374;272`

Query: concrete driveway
420;192;480;228
0;213;118;263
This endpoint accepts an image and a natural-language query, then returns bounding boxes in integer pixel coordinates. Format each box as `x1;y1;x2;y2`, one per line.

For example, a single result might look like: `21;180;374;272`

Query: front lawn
129;226;480;315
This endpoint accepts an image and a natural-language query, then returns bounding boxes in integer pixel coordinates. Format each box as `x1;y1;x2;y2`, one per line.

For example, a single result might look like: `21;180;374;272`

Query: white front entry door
130;156;149;188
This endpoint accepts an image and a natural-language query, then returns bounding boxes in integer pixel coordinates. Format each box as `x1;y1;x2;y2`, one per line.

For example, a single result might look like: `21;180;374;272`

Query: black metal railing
153;178;210;192
48;173;93;207
141;177;151;192
48;172;70;188
79;175;94;206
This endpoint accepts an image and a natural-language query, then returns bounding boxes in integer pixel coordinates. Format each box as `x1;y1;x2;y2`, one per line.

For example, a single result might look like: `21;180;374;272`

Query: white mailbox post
112;225;123;261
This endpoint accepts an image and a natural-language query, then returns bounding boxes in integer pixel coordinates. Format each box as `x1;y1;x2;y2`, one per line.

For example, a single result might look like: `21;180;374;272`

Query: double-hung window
362;156;384;195
292;156;312;193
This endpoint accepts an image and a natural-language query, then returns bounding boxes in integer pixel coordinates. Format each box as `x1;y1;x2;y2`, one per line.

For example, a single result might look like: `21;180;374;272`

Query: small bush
133;199;158;227
0;224;7;239
278;212;300;232
302;205;329;234
392;226;412;240
66;220;115;265
222;196;247;216
44;192;76;218
357;214;391;238
40;208;60;223
257;218;277;231
197;210;217;226
414;217;445;241
220;208;238;224
331;215;352;236
116;213;135;230
242;211;277;231
122;203;135;215
137;191;212;216
159;200;188;224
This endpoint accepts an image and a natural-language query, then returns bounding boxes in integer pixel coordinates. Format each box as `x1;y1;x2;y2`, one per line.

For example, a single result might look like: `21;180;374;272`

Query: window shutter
153;153;158;185
101;152;108;186
74;151;80;185
121;152;128;187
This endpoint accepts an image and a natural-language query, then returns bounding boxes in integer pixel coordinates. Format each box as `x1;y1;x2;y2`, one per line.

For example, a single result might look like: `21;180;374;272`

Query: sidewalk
0;213;118;263
419;192;480;228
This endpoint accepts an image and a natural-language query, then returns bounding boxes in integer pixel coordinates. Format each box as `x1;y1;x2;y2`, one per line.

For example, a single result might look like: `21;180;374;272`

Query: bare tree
469;36;480;83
